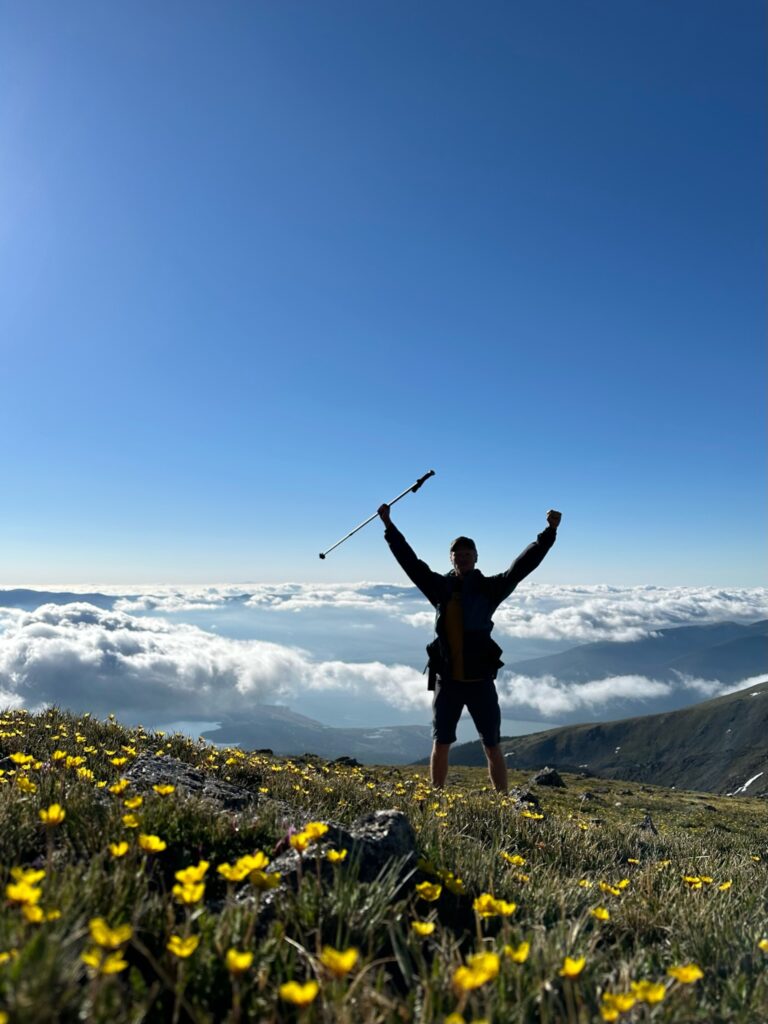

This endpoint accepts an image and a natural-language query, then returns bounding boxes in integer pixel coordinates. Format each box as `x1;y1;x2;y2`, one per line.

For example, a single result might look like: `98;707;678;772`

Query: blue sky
1;1;764;585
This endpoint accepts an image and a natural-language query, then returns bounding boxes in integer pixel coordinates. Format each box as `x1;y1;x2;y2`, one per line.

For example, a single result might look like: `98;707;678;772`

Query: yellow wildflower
218;862;250;883
319;945;359;977
249;870;281;891
122;814;140;829
167;935;200;958
415;882;442;902
153;784;175;795
23;905;59;924
326;848;348;863
236;852;268;872
667;964;703;983
81;948;129;974
631;980;666;1004
39;804;66;826
172;882;205;905
290;831;311;853
758;939;768;953
175;861;209;885
473;893;517;917
718;880;732;891
138;834;167;853
89;918;132;949
16;776;37;793
109;779;130;795
5;882;42;905
108;842;129;858
279;980;319;1007
225;948;253;974
411;921;436;936
500;851;526;866
303;821;329;840
452;952;499;992
123;796;143;810
10;867;45;885
591;907;610;921
559;956;586;978
599;882;621;896
503;941;530;963
600;992;636;1021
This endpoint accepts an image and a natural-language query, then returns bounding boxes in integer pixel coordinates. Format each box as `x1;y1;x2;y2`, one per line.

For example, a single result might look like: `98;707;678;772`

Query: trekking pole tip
318;553;326;560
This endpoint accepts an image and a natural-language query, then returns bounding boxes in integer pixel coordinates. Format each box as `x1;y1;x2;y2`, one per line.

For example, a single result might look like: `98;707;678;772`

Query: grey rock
530;767;566;788
579;791;607;805
333;755;363;768
123;754;256;811
267;809;417;888
509;787;541;807
636;813;659;835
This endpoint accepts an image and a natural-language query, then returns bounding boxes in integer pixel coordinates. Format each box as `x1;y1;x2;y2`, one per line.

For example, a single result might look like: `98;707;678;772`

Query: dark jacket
384;523;557;689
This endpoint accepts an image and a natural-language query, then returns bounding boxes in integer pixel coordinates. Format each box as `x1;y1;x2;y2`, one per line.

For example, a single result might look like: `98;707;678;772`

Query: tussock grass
0;706;766;1023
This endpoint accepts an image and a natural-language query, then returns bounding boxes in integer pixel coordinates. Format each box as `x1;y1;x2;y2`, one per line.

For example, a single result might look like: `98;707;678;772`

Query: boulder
123;754;256;812
332;755;363;768
267;809;417;888
530;767;566;788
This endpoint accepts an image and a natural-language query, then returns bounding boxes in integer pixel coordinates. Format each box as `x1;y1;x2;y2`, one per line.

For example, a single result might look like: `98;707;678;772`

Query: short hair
449;536;477;553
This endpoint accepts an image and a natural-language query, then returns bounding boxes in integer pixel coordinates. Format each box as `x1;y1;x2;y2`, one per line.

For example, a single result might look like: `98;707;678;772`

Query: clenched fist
546;509;562;529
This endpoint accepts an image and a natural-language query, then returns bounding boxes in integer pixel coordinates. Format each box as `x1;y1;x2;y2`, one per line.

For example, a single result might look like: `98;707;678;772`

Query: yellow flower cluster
172;860;209;905
81;917;133;975
473;893;517;918
453;951;499;992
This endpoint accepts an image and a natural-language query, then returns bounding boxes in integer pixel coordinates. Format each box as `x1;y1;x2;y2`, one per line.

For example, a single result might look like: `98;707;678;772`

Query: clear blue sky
0;1;764;585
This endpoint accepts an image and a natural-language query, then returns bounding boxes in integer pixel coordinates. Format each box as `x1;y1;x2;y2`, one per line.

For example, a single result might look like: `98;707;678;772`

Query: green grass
0;706;766;1023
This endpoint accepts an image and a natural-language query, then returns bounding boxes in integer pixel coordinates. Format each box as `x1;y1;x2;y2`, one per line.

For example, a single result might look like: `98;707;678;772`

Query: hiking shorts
432;678;501;747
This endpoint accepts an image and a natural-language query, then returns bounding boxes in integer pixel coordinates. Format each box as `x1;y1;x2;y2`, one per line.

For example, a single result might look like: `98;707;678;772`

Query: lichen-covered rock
267;808;417;888
123;754;256;811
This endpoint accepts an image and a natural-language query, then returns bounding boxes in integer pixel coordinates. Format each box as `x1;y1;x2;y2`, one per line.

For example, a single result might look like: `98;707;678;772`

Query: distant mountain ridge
201;705;433;764
447;680;768;797
506;619;767;686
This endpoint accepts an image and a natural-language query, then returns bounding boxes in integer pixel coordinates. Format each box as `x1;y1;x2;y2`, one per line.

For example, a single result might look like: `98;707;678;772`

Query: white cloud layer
0;602;430;723
0;584;764;729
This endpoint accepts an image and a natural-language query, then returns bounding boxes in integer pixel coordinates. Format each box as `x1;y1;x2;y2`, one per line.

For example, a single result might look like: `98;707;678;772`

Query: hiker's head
450;536;477;576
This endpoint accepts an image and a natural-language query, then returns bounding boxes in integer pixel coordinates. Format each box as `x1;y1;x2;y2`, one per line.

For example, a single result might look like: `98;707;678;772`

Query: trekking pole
319;470;435;559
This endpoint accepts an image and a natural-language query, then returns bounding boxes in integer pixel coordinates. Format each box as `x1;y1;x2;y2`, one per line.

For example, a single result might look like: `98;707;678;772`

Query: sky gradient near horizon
1;1;765;585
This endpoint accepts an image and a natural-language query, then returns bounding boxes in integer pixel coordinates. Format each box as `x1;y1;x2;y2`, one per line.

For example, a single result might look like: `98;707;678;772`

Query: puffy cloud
492;584;768;642
0;602;426;722
497;673;673;717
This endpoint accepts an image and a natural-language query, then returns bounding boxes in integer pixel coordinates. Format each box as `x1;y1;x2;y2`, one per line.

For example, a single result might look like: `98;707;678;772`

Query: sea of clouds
0;583;765;732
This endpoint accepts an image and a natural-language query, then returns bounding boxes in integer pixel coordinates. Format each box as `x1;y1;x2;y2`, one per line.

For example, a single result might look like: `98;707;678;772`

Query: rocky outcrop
123;754;256;811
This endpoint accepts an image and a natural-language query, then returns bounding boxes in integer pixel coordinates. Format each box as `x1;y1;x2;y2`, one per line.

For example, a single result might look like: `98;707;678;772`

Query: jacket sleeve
384;524;443;606
491;525;557;604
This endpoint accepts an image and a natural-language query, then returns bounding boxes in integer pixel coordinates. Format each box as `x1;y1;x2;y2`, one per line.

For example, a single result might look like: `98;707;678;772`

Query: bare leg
430;742;451;788
484;744;508;793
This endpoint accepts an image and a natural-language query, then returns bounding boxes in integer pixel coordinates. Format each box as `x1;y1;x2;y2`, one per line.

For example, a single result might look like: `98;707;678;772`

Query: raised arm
492;509;561;604
378;504;443;606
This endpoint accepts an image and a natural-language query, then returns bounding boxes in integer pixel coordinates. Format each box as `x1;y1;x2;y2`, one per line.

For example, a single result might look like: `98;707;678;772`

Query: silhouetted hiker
377;505;561;792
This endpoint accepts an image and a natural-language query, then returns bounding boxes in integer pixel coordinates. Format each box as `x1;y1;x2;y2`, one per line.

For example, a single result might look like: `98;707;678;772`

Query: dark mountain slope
447;680;768;796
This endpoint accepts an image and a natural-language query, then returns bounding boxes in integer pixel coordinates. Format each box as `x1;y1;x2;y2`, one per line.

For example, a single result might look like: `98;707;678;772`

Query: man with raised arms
377;505;562;792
